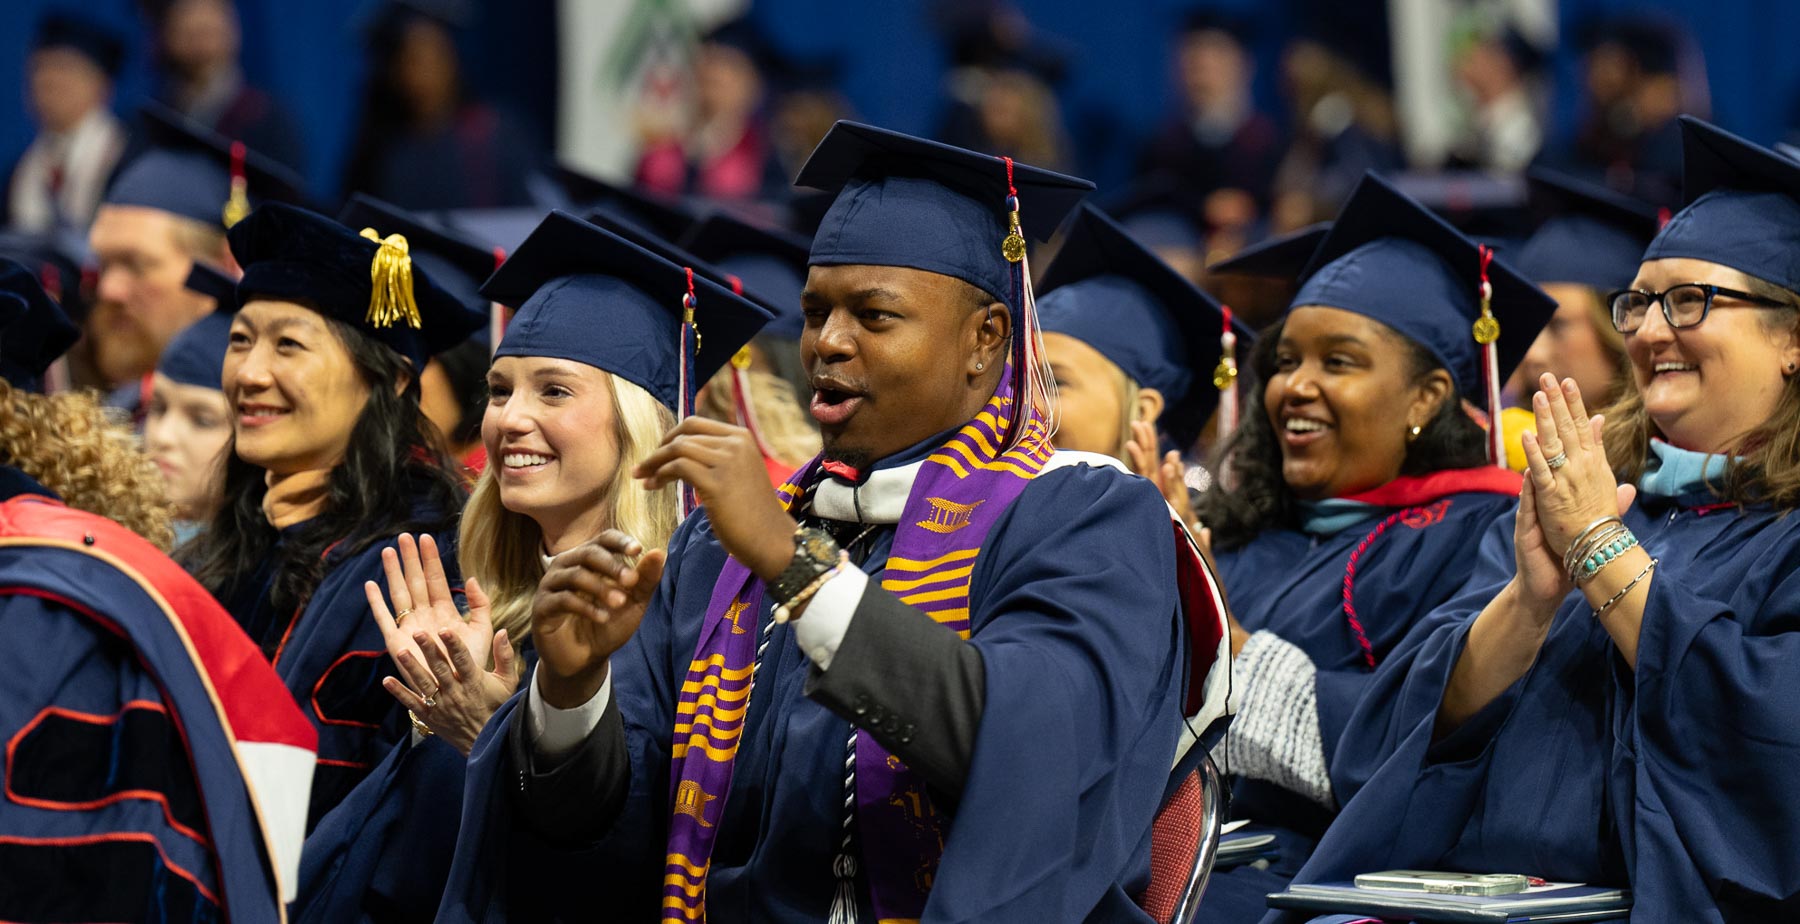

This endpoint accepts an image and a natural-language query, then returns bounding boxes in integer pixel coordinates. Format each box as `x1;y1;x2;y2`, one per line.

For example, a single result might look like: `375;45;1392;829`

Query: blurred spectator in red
634;17;787;203
341;1;539;209
7;13;129;232
1136;12;1282;231
145;0;308;176
1449;26;1547;172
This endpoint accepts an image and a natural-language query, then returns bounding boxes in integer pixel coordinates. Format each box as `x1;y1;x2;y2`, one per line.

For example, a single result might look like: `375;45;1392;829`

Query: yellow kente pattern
670;652;755;761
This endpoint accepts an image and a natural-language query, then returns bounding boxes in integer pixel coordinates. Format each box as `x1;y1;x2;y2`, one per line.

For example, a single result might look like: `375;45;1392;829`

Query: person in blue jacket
1271;116;1800;924
1190;173;1556;918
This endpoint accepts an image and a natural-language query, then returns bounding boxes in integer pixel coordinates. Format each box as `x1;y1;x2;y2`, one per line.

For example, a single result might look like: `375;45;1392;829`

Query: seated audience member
438;121;1226;922
8;12;128;232
145;264;236;545
1274;116;1800;924
1191;174;1555;917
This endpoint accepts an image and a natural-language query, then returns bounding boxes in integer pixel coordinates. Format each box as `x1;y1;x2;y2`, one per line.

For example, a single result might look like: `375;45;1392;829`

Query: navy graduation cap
107;105;307;229
158;316;233;393
338;193;499;317
1096;178;1207;253
226;202;485;370
551;166;698;244
1296;173;1556;465
794;120;1094;312
583;208;792;337
677;211;811;339
1209;223;1332;281
1514;168;1660;292
1037;203;1253;445
1642;116;1800;294
481;211;773;414
0;259;80;392
184;261;235;306
33;12;125;78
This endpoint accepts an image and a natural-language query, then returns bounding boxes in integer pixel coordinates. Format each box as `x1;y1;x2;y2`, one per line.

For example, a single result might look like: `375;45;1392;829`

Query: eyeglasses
1606;283;1788;333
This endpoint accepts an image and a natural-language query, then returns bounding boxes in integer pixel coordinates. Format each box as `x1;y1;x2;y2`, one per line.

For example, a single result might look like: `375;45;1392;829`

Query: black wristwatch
769;525;841;605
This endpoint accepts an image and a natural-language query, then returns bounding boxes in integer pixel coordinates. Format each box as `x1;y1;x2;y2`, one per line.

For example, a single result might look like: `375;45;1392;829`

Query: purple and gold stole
661;368;1052;923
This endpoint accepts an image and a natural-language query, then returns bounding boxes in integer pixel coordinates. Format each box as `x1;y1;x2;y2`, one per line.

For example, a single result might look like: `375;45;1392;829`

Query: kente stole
662;375;1052;923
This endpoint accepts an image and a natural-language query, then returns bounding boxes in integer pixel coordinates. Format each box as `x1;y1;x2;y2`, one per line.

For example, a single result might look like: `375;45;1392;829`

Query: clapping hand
530;531;666;709
365;533;520;756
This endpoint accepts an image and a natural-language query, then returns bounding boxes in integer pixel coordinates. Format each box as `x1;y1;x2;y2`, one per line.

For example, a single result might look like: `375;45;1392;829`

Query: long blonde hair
0;382;175;549
459;373;678;648
698;364;820;467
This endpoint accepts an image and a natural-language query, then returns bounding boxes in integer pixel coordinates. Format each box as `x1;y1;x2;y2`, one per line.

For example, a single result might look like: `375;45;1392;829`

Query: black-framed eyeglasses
1606;283;1788;333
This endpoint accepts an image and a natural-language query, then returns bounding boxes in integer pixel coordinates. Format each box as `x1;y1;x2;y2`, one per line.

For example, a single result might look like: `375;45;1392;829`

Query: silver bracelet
1563;515;1623;575
1593;557;1657;620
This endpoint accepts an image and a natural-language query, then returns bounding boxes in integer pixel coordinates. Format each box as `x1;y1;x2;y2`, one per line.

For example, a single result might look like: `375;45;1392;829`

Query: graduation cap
0;230;92;327
677;211;811;339
1514;168;1660;292
1296;173;1556;465
481;211;773;415
227;202;486;369
550;166;698;243
1209;223;1332;280
701;15;779;73
1177;8;1256;46
33;11;126;78
157;312;233;391
584;207;790;330
1641;116;1800;295
338;194;500;318
106;105;308;229
1038;203;1255;445
0;259;80;392
796;120;1093;311
183;261;236;306
1097;178;1207;253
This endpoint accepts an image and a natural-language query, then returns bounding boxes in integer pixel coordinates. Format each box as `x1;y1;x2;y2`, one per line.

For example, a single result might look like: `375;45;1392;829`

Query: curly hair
1196;315;1490;550
0;382;175;549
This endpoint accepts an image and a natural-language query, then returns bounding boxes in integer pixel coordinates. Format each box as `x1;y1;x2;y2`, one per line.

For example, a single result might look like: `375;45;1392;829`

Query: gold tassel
222;176;250;228
359;228;421;330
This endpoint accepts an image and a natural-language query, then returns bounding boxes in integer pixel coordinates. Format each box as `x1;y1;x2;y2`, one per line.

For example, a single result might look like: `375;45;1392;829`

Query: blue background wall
2;0;1795;199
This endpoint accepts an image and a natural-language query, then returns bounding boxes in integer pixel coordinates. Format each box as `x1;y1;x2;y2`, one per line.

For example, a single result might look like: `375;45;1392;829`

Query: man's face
87;206;215;386
800;264;1003;469
162;0;238;81
28;47;109;133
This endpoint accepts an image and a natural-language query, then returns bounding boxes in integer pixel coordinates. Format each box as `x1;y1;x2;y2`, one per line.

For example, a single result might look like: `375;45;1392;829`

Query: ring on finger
1546;451;1569;471
422;690;438;708
395;608;412;625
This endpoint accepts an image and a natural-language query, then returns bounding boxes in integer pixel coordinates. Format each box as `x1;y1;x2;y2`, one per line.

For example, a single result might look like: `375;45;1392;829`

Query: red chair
1138;749;1224;924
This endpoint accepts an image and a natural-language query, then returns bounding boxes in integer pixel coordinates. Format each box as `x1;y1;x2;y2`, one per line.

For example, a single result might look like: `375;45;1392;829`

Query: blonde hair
698;364;820;467
168;214;229;265
0;382;175;549
459;373;678;648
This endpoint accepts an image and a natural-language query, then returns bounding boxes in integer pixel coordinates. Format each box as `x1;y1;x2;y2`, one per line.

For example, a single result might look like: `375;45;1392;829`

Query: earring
975;361;985;372
1408;424;1422;442
1788;362;1797;373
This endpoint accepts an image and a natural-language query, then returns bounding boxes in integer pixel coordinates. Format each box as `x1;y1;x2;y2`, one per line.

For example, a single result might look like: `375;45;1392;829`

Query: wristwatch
769;525;841;606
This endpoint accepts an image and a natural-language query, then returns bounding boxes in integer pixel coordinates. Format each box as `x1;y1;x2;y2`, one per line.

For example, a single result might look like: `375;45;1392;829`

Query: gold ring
1545;451;1569;471
395;608;412;625
409;710;434;736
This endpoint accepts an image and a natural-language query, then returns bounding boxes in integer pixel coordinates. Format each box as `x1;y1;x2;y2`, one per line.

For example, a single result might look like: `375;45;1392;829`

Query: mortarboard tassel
998;156;1056;450
1214;304;1240;437
359;228;422;330
678;267;701;517
722;275;778;462
1473;244;1505;468
38;262;70;394
489;245;508;359
223;141;251;229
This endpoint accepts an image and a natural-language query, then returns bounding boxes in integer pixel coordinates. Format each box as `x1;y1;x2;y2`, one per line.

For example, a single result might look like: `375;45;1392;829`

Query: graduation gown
0;466;316;921
437;452;1188;923
1268;484;1800;923
1201;483;1516;917
222;511;463;831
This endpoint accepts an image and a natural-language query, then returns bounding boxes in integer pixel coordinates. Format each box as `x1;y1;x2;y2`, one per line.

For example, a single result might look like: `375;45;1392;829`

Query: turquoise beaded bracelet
1575;531;1638;584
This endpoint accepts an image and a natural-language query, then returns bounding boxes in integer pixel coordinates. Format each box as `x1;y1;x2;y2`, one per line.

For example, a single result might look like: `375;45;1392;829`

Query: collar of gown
1640;439;1732;499
808;429;954;526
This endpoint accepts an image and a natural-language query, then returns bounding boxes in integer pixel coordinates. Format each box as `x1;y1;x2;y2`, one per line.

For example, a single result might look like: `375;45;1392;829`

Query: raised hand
1519;374;1637;557
366;533;494;673
531;530;667;708
383;627;521;756
633;417;798;582
1125;419;1203;535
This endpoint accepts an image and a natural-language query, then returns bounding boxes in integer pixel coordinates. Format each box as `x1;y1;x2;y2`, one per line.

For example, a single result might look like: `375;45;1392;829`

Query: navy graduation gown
223;516;463;830
1203;489;1515;917
1269;491;1800;923
0;467;316;922
438;461;1186;923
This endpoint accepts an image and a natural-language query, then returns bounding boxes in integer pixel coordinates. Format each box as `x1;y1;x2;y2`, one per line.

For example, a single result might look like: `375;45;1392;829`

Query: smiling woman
176;203;484;843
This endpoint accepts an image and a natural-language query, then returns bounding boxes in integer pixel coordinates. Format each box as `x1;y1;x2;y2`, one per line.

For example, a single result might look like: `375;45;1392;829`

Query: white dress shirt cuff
792;566;870;671
525;662;613;763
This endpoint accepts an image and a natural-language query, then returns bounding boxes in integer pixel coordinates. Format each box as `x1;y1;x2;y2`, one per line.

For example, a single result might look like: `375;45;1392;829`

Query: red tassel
1474;245;1504;467
1215;305;1240;437
489;246;508;357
